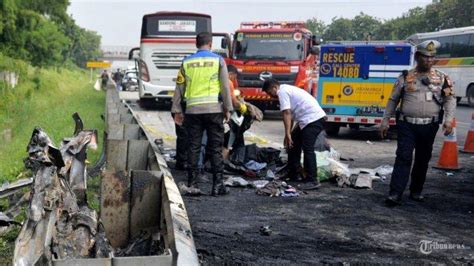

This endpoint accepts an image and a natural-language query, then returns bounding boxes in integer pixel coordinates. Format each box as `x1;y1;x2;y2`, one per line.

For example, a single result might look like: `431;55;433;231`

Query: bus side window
452;34;471;58
437;36;453;58
466;33;474;58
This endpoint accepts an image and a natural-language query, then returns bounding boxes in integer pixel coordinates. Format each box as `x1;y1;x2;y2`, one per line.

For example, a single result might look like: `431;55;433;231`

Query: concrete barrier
100;87;198;265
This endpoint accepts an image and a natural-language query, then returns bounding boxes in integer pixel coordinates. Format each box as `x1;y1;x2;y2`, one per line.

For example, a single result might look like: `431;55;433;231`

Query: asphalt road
120;91;473;264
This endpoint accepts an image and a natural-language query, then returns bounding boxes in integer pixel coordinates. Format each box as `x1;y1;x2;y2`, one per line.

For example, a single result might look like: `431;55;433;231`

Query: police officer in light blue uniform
380;40;456;206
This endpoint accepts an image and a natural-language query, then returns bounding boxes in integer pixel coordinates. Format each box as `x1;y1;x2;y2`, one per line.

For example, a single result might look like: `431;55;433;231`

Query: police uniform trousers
185;113;224;175
390;120;439;196
175;122;188;165
171;113;188;166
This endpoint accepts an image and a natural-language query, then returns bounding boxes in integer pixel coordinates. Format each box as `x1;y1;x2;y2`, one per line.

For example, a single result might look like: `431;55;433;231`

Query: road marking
143;124;176;143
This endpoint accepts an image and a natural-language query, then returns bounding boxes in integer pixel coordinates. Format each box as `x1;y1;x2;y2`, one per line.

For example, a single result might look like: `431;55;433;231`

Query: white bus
135;12;212;106
407;26;474;106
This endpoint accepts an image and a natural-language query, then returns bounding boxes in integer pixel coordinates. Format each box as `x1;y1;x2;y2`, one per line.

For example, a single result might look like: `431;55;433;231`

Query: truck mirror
310;46;320;55
312;35;322;45
221;38;228;49
128;47;140;60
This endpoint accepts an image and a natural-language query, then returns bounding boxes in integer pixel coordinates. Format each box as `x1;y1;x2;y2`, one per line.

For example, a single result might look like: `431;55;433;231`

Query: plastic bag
314;131;330;151
315;151;331;181
94;79;101;91
327;158;351;179
374;165;394;176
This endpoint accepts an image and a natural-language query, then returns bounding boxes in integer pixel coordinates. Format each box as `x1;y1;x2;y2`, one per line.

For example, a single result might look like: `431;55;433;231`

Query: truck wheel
324;123;340;136
468;85;474;107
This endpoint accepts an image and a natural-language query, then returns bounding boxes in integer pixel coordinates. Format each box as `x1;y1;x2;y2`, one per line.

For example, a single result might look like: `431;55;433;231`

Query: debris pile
166;130;394;196
13;114;114;265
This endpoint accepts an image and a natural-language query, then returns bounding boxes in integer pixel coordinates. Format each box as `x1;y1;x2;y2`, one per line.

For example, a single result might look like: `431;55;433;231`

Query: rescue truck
229;21;320;111
317;42;414;135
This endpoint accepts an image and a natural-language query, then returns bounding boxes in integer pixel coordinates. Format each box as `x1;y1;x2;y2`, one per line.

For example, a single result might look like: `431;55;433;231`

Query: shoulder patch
406;73;415;83
445;75;453;87
394;79;401;87
176;69;185;84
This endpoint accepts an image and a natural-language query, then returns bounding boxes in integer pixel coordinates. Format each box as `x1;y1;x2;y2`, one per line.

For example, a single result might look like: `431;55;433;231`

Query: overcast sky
68;0;432;46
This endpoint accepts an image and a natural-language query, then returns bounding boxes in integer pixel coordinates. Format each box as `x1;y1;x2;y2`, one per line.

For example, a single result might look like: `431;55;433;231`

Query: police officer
171;32;233;196
380;40;456;206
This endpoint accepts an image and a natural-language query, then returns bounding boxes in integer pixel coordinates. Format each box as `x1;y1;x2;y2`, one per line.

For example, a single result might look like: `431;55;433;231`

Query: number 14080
333;66;360;78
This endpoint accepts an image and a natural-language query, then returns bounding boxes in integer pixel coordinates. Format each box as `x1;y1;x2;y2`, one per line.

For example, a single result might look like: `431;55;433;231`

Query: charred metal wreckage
9;87;198;266
13;114;113;265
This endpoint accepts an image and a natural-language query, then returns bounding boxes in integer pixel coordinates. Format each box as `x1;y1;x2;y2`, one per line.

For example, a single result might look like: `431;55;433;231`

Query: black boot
211;173;229;196
186;171;202;196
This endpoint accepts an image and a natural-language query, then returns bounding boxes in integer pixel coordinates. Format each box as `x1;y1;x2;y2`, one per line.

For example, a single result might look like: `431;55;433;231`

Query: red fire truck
228;21;320;110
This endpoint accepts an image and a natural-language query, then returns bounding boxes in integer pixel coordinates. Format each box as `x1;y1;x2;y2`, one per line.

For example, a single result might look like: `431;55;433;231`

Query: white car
122;70;138;91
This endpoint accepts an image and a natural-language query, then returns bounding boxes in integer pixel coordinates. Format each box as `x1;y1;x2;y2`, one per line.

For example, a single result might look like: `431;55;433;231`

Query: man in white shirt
262;79;326;189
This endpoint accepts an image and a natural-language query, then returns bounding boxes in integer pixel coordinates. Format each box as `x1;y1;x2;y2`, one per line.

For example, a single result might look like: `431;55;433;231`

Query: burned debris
13;115;113;265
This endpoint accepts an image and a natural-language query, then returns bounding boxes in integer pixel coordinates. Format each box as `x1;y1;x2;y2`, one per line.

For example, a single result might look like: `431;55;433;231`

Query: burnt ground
124;94;474;264
171;150;473;265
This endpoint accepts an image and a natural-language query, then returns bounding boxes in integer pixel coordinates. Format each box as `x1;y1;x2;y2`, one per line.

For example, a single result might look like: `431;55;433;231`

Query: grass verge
0;57;105;263
0;65;105;183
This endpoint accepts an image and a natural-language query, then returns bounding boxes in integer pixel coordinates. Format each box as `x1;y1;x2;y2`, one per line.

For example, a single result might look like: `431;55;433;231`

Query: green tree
351;13;382;40
0;0;102;68
324;17;353;41
306;18;327;36
306;0;473;42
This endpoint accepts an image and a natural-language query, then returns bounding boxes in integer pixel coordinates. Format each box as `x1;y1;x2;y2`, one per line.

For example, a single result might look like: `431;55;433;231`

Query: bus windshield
233;32;304;61
141;14;211;37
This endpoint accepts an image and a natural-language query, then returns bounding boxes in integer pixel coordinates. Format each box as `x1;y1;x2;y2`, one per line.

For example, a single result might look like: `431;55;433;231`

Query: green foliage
0;198;8;211
0;56;105;183
306;18;327;36
324;17;355;41
306;0;474;41
86;175;101;212
0;0;101;68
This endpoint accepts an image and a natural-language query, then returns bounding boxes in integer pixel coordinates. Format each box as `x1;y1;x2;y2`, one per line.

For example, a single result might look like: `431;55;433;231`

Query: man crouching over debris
262;78;326;190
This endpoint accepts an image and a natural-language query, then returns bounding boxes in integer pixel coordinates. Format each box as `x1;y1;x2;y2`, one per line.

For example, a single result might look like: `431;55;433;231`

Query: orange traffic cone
461;113;474;153
434;118;461;170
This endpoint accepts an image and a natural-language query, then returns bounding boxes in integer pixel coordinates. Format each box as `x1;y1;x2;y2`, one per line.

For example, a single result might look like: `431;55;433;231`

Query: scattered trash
265;169;276;180
178;182;202;196
366;140;374;145
354;174;373;189
374;165;394;176
256;180;299;197
252;180;269;189
244;160;267;171
224;176;250;187
337;174;358;188
259;225;272;236
281;186;299;197
446;172;454;177
116;231;162;257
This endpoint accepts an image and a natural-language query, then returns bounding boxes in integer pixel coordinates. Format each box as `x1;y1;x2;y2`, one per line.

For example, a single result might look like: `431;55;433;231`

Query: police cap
415;40;440;57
